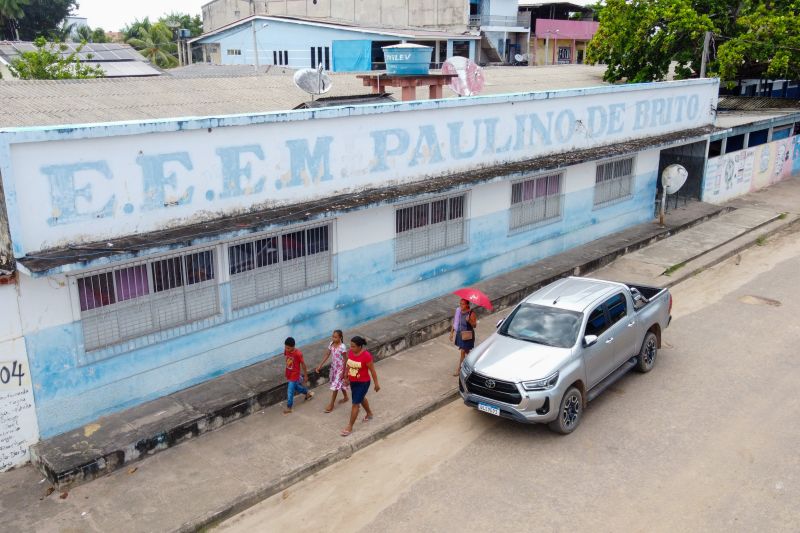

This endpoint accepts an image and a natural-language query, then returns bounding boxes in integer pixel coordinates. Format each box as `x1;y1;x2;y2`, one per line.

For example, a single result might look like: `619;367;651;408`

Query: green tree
586;0;713;82
160;12;203;37
75;24;92;42
9;36;105;79
716;1;800;83
47;19;75;41
91;27;108;43
122;17;152;42
127;22;178;68
0;0;29;40
15;0;77;40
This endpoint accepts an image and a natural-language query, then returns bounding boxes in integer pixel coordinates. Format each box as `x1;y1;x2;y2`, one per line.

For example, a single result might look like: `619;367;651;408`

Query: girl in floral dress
316;329;349;412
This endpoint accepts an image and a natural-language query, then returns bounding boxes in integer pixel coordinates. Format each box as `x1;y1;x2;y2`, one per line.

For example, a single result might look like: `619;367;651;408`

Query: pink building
532;18;599;65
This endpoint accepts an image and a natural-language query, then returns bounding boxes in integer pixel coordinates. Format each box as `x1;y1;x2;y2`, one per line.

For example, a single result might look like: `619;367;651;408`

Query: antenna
293;66;333;101
442;56;485;97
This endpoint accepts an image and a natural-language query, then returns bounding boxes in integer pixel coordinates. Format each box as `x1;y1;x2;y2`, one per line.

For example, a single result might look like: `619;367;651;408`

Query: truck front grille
466;372;522;405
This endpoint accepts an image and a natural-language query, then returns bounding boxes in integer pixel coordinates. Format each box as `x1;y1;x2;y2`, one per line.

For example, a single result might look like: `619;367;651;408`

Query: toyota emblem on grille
485;379;496;389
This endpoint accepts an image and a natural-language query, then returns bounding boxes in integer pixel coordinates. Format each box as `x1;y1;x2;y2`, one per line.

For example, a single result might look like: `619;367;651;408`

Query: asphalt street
217;226;800;533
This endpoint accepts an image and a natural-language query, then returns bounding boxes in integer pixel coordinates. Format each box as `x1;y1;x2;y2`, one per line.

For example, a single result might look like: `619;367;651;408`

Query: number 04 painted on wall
0;360;29;389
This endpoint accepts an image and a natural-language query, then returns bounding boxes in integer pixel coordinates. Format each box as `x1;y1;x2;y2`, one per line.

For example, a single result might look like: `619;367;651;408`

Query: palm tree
127;23;178;68
0;0;28;40
75;24;93;43
48;20;75;42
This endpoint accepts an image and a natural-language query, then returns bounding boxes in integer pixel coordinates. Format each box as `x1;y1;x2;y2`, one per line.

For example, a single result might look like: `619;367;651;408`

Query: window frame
509;172;564;232
394;191;469;266
73;245;222;358
593;156;635;208
604;293;628;327
226;221;335;314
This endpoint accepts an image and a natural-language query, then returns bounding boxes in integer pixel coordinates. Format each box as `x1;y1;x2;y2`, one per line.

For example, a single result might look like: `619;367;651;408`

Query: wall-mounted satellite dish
293;64;332;99
661;164;688;195
514;54;525;63
658;163;689;225
442;56;485;97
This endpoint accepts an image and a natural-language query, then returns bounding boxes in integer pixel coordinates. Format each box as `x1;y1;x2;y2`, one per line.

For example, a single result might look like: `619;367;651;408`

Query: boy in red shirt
283;337;314;414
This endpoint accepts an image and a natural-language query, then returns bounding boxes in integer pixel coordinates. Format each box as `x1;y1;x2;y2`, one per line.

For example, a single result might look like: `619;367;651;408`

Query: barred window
395;193;467;264
594;157;634;207
510;173;563;230
77;248;219;351
228;223;333;310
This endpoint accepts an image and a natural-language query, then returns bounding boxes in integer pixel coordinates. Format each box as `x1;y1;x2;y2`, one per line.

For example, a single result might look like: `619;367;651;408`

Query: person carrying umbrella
450;287;492;376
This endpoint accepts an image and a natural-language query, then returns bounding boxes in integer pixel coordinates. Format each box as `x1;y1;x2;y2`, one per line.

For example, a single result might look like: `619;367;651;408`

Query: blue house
189;15;480;72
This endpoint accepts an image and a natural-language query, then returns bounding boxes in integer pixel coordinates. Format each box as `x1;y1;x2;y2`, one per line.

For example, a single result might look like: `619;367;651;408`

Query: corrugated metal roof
717;95;800;111
0;65;610;128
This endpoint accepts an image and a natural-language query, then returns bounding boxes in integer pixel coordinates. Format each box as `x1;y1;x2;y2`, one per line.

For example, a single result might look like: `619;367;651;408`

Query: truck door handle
605;337;614;343
627;321;636;327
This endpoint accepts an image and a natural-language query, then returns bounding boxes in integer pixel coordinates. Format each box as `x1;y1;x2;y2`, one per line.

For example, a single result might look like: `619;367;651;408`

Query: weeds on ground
664;262;686;276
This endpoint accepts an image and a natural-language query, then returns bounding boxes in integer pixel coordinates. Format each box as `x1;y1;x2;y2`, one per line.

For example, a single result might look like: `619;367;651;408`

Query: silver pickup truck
459;276;672;434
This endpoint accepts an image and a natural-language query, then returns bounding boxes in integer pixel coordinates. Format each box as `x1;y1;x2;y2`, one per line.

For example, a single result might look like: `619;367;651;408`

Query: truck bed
627;283;667;311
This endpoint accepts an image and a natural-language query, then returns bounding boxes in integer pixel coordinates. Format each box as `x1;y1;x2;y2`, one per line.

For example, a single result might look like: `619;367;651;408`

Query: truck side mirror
583;335;598;347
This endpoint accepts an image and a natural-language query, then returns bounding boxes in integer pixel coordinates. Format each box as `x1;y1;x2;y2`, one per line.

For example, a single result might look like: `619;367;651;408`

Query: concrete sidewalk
2;177;799;533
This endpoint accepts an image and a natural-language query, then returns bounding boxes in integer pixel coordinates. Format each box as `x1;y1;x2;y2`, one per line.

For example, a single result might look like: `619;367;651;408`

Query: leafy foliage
586;0;712;82
0;0;29;40
8;36;105;79
126;23;178;68
716;0;800;82
14;0;77;41
587;0;800;83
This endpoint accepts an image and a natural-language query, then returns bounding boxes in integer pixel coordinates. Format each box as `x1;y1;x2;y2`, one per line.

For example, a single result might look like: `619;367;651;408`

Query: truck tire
548;386;583;435
636;331;658;373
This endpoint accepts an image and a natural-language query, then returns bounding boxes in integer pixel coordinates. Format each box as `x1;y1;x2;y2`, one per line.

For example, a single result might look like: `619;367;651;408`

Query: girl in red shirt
341;335;380;437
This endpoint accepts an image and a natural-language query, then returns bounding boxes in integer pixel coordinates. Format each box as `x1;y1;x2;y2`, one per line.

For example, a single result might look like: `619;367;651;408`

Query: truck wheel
636;331;658;373
548;386;583;435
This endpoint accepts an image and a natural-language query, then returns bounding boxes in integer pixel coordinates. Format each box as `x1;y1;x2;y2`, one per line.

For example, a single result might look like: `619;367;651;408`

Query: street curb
176;388;460;533
181;213;800;532
30;204;731;491
662;215;800;288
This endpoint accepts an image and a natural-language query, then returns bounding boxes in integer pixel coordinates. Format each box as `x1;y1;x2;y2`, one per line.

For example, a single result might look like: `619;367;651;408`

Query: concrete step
29;202;729;490
625;207;782;275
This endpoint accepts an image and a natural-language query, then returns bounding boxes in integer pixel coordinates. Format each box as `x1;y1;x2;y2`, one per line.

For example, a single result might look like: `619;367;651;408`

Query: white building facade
0;80;718;466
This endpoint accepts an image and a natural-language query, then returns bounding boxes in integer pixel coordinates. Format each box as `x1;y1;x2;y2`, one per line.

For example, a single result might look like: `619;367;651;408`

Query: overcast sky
75;0;204;32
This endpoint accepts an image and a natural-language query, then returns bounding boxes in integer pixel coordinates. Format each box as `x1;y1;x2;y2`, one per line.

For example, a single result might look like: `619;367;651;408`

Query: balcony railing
469;14;530;28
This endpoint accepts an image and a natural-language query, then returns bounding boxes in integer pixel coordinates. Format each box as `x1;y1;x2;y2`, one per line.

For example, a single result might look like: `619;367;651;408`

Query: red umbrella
453;287;494;311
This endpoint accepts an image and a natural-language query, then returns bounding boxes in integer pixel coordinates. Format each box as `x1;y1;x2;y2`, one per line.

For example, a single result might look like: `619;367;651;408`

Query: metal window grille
594;157;635;207
395;193;467;264
77;248;220;352
510;173;564;230
228;223;333;311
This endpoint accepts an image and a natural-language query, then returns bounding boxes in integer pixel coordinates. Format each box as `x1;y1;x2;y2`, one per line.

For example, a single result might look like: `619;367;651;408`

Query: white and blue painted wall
192;16;477;70
0;79;718;440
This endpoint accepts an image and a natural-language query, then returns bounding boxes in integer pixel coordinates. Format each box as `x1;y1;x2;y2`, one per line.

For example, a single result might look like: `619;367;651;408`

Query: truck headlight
521;372;559;391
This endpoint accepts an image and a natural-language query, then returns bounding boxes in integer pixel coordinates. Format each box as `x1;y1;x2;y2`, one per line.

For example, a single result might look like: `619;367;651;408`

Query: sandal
305;392;314;402
340;429;352;437
323;406;333;413
363;414;373;422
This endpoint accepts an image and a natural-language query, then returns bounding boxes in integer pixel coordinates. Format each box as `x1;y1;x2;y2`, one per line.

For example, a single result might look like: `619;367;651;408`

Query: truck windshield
499;304;583;348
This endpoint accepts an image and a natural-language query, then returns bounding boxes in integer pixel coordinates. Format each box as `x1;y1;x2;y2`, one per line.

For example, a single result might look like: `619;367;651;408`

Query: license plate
478;403;500;416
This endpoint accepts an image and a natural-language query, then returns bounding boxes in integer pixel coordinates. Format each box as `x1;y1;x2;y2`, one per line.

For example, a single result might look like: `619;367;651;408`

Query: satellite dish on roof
442;56;485;97
293;64;332;98
514;54;524;62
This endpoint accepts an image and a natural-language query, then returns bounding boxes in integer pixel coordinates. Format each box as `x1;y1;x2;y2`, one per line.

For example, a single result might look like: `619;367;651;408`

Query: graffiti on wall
4;82;718;254
703;135;800;204
0;347;38;472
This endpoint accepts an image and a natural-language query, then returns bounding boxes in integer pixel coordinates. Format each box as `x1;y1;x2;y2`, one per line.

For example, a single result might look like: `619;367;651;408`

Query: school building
0;73;719;470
